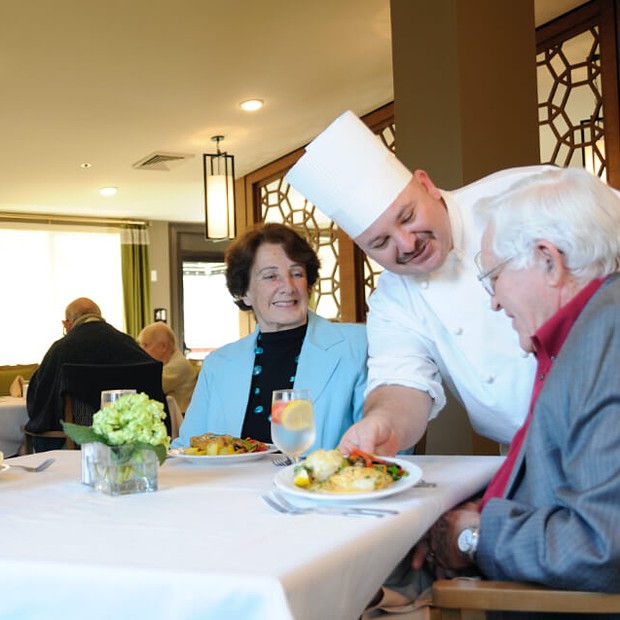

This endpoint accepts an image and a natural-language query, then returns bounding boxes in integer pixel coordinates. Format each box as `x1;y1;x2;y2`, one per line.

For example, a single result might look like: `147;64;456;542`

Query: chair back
166;395;183;440
60;360;168;428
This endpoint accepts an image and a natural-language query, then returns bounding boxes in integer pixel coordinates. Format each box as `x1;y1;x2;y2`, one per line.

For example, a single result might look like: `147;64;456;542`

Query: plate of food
168;432;277;463
273;449;422;501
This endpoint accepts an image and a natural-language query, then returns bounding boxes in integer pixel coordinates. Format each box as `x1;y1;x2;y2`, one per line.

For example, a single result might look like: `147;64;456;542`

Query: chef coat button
485;376;495;384
420;280;429;289
453;327;463;336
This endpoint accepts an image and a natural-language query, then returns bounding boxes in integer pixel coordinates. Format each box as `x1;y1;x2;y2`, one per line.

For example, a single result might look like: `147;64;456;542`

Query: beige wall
390;0;539;455
149;220;172;324
391;0;540;189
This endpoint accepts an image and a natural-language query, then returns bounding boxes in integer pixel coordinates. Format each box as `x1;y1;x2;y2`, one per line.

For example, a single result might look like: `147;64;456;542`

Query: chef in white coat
286;110;549;455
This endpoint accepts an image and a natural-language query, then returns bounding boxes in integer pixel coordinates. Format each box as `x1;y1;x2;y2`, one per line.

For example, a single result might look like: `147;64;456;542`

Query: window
182;260;241;359
0;222;124;364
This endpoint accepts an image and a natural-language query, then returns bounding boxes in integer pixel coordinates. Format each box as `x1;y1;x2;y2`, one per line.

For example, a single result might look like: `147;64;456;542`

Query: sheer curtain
120;223;152;338
0;223;123;364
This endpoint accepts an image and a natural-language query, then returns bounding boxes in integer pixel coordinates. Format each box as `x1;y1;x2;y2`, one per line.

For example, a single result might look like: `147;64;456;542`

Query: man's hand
338;385;431;455
338;415;401;455
427;504;481;571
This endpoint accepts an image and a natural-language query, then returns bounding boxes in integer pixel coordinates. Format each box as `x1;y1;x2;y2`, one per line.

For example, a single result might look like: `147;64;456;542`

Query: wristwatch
457;526;479;562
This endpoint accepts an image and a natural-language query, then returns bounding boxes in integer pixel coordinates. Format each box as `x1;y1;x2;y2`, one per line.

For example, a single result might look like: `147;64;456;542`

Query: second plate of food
168;445;278;464
273;457;422;501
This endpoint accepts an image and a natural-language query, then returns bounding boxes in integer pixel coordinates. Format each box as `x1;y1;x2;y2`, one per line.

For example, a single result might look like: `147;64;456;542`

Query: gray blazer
478;273;620;595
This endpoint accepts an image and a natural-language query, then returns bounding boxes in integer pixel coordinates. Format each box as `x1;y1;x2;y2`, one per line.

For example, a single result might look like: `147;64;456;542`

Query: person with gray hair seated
138;321;197;413
26;297;160;452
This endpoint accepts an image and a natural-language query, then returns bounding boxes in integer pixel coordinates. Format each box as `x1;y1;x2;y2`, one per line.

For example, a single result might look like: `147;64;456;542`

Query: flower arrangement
62;392;170;465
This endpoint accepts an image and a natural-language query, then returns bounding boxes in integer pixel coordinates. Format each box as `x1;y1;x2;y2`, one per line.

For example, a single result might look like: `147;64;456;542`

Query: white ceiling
0;0;586;224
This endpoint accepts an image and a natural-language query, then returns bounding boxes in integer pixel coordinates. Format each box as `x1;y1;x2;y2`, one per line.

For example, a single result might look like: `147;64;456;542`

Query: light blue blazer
174;312;367;451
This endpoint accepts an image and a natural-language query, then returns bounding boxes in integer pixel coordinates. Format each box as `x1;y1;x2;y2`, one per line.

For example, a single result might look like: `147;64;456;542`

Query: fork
266;491;399;517
273;490;399;516
9;457;55;473
262;493;382;518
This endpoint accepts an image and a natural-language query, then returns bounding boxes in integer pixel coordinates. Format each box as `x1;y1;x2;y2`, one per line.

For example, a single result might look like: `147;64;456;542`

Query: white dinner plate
0;463;9;474
273;457;423;502
168;445;278;464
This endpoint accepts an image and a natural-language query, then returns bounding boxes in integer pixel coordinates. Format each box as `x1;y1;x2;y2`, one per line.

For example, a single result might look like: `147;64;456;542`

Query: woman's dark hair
225;223;320;311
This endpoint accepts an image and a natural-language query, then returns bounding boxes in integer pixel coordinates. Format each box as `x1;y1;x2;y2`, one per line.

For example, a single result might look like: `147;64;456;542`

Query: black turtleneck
240;323;308;442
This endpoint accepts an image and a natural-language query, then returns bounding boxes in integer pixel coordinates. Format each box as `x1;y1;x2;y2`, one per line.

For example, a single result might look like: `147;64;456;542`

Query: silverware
262;493;374;518
273;490;399;516
414;479;437;488
9;457;55;473
262;493;297;514
262;491;399;518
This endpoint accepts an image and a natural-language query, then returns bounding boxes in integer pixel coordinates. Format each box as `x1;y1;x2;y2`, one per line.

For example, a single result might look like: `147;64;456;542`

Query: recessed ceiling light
239;99;264;112
99;187;118;197
80;162;92;169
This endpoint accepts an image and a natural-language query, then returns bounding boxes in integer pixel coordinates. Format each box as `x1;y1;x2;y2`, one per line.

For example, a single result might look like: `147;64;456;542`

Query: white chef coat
366;166;553;445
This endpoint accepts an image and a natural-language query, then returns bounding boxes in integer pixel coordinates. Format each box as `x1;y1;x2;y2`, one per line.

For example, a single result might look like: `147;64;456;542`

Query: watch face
457;527;478;560
458;528;474;552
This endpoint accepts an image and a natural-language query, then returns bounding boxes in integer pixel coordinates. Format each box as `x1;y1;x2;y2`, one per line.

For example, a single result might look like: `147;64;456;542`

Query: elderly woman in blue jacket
174;223;367;451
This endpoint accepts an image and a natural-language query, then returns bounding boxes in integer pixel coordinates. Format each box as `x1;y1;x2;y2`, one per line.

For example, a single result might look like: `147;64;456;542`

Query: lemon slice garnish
293;466;311;487
280;399;314;431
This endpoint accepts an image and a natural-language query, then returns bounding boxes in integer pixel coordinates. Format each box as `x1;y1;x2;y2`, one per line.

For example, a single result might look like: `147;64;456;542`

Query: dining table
0;396;27;457
0;449;503;620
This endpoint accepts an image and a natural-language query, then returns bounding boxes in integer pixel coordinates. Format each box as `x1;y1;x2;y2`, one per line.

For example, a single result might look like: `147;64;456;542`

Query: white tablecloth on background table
0;450;502;620
0;396;27;456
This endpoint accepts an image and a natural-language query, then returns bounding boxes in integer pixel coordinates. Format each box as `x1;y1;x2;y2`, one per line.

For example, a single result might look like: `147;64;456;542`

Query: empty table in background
0;396;27;456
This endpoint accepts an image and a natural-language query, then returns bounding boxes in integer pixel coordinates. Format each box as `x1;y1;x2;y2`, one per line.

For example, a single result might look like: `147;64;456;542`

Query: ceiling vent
132;152;194;171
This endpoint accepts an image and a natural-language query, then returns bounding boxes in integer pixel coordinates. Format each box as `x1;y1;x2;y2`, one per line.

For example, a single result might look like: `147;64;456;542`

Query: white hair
478;167;620;282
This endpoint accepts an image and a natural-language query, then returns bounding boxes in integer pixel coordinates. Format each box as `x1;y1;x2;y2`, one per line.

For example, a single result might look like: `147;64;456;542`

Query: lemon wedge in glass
280;399;314;431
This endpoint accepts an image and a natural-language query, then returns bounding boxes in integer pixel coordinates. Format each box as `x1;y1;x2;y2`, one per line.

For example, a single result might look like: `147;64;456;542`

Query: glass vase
89;443;158;496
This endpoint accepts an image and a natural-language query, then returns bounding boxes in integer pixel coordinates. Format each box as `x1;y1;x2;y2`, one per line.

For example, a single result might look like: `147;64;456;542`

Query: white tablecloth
0;450;502;620
0;396;27;456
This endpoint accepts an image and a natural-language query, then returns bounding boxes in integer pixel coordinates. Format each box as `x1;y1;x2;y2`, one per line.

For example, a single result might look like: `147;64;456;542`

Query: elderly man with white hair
403;167;620;608
138;321;197;413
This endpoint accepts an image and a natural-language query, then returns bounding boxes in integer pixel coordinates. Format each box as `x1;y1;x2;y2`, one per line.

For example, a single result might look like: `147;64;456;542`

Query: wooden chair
23;360;168;453
22;425;69;454
430;579;620;619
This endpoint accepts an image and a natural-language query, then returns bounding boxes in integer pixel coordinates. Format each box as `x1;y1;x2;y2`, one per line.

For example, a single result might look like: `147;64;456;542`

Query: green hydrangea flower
92;392;170;449
62;392;170;465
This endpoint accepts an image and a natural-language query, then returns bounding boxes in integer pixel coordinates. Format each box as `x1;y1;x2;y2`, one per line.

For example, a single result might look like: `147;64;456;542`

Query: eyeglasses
474;252;514;296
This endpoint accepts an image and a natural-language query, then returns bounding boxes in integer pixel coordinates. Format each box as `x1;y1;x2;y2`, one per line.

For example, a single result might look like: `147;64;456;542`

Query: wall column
390;0;539;454
391;0;540;189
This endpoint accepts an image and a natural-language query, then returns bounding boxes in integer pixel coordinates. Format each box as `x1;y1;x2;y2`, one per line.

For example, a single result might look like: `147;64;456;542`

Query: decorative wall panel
256;109;395;321
537;26;606;180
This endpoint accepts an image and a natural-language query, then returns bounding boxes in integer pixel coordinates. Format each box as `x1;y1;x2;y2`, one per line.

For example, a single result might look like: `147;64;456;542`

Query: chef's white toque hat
285;110;412;239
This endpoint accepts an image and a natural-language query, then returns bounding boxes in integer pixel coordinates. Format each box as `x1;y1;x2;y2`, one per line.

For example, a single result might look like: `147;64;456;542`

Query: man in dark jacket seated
26;297;167;452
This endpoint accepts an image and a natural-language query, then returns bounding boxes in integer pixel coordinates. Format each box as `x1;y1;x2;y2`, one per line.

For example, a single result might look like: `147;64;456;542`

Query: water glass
271;389;316;464
100;389;136;409
82;389;137;486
